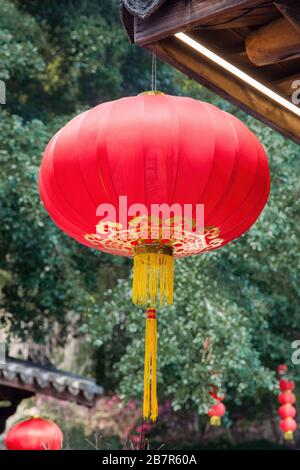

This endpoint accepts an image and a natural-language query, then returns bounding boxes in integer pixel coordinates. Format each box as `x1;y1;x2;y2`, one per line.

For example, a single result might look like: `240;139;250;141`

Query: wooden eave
122;0;300;144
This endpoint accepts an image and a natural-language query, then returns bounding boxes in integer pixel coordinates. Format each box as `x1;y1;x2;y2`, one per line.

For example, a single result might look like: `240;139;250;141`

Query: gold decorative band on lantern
132;244;174;307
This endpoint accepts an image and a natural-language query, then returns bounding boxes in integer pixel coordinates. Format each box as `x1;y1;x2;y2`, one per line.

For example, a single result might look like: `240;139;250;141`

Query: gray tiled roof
122;1;166;19
0;357;103;407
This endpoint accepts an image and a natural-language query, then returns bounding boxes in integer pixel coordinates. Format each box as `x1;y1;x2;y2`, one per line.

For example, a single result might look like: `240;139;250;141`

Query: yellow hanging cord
143;308;158;421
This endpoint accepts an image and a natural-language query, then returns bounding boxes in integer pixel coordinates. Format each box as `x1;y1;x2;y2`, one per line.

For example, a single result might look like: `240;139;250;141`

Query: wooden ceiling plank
152;37;300;144
275;0;300;33
134;0;264;45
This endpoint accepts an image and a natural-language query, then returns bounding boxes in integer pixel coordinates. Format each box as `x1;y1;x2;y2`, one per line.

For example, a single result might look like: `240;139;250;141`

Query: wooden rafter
246;17;300;65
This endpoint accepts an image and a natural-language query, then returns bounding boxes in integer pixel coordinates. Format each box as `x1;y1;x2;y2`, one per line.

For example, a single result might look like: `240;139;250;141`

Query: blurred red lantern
278;404;296;419
279;379;295;391
278;364;288;375
39;93;270;421
279;417;297;441
277;365;297;441
5;417;63;450
278;391;296;405
208;402;226;427
280;417;297;433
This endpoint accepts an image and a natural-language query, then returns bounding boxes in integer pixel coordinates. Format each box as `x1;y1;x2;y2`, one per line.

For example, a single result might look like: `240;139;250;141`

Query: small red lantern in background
5;417;63;450
279;379;295;392
278;390;296;405
208;402;226;427
208;386;226;427
278;404;296;419
277;365;297;441
278;364;288;375
279;417;297;438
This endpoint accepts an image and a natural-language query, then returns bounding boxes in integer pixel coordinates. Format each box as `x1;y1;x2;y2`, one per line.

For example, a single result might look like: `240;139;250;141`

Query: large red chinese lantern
39;93;270;421
5;417;63;450
277;365;297;441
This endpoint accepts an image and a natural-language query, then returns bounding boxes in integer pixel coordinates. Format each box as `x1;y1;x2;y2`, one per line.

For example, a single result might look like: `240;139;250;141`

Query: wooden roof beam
246;17;300;65
134;0;264;45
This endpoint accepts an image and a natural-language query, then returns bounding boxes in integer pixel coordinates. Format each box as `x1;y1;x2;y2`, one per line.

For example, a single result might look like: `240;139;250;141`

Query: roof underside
121;0;300;144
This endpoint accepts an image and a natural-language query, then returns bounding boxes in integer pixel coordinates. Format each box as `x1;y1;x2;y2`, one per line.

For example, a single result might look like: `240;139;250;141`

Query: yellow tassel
143;308;158;421
133;244;173;422
284;431;294;441
133;244;174;307
210;416;221;426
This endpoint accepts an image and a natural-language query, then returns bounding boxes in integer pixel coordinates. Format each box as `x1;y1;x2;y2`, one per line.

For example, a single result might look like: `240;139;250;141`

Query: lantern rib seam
163;94;180;206
209;183;270;249
51;114;96;231
40;130;92;232
219;136;262;230
96;99;121;205
194;101;217;207
204;110;240;224
75;107;107;209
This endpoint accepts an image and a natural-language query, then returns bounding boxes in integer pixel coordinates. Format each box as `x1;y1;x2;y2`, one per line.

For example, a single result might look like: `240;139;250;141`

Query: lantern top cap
138;90;165;96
